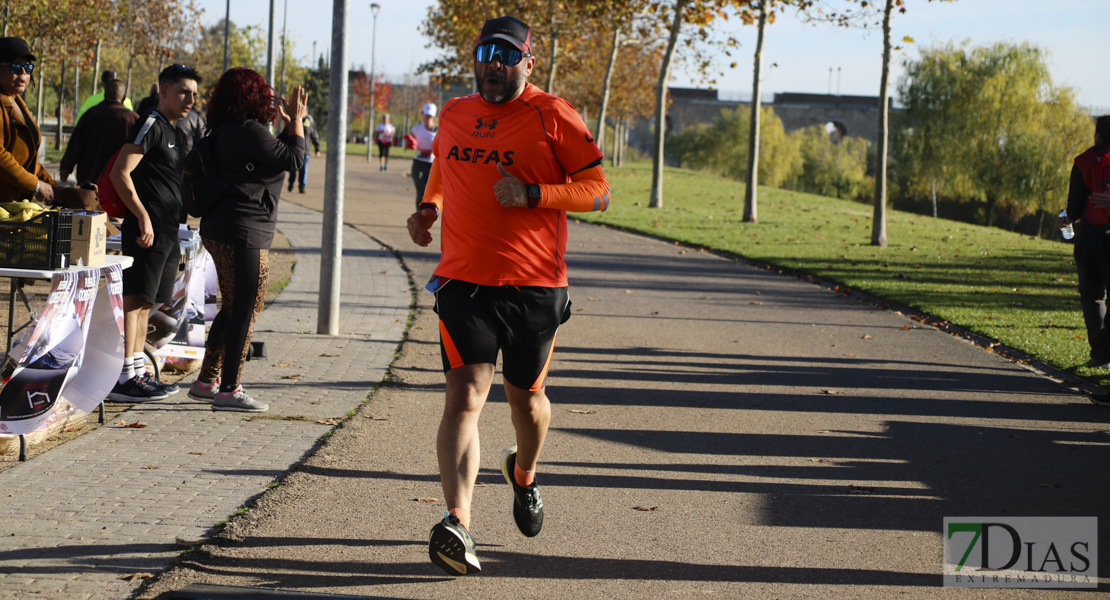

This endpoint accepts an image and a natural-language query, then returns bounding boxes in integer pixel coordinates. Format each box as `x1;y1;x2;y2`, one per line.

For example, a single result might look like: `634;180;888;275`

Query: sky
194;0;1107;110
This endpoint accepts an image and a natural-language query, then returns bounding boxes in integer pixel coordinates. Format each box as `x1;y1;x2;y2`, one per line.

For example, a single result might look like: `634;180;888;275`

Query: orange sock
448;507;470;530
514;462;535;487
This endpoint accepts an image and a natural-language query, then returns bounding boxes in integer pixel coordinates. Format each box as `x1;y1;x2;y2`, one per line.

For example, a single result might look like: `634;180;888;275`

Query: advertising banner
0;272;83;435
148;232;208;361
60;263;126;414
0;264;127;436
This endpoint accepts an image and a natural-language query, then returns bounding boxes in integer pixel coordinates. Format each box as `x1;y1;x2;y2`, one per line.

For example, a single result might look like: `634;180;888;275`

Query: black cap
101;70;117;84
0;37;35;63
477;16;531;54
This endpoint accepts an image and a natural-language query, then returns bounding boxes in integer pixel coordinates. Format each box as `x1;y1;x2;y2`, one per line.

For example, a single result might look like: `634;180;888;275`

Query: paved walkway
138;160;1108;599
3;155;1108;599
0;202;409;599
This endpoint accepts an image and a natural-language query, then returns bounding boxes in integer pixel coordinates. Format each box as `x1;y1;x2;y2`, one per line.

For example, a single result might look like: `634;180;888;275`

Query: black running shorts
121;221;180;305
432;279;571;391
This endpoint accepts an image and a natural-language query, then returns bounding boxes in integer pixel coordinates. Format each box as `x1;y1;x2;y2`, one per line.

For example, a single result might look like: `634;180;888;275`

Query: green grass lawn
577;161;1106;387
320;141;415;160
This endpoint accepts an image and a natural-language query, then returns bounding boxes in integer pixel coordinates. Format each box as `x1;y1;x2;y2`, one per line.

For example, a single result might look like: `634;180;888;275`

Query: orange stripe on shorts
439;320;465;369
528;333;558;392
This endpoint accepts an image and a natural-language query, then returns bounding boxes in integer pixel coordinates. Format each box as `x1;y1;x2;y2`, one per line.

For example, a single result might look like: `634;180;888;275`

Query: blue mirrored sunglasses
475;43;530;67
5;63;33;75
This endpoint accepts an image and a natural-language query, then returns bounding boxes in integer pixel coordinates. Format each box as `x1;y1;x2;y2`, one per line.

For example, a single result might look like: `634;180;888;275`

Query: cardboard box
70;212;107;267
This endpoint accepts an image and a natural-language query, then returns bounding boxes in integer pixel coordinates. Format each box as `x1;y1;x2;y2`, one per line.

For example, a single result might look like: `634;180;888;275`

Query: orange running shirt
429;82;603;287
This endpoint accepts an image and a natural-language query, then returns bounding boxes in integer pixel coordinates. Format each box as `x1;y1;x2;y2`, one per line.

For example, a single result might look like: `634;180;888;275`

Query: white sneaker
212;387;268;412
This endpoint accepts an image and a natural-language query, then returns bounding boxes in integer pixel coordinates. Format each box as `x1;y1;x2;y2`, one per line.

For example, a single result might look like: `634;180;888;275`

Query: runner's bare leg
504;382;550;473
438;363;495;522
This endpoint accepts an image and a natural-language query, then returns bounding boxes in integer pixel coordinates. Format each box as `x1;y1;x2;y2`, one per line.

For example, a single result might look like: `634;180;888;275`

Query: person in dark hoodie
1062;115;1110;378
60;79;138;184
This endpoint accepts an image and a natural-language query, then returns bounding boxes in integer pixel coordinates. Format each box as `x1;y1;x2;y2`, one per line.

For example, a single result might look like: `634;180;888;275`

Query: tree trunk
545;9;559;94
91;40;101;96
649;0;687;209
596;26;621;156
73;65;80;124
985;194;996;227
36;61;45;126
871;0;893;248
55;60;66;151
743;0;768;224
125;50;134;105
621;119;629;167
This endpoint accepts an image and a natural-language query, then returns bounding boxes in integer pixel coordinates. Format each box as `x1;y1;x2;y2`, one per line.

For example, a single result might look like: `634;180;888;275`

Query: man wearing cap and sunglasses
408;15;611;576
0;37;56;205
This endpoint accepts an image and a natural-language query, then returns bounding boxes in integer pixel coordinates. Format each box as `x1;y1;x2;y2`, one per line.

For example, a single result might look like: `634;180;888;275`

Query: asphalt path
139;157;1109;599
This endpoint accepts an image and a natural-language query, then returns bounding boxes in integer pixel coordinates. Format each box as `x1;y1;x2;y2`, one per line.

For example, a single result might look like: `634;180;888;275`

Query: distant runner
406;15;611;576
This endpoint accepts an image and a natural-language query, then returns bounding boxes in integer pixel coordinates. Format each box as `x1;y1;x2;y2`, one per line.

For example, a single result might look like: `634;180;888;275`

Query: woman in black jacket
187;67;306;412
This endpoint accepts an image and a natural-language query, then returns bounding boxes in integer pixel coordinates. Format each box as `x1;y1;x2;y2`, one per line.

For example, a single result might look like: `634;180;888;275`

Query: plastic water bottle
1060;209;1075;240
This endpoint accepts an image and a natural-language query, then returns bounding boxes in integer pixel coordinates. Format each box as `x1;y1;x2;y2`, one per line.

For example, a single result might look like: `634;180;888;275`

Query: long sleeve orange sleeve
535;165;610;213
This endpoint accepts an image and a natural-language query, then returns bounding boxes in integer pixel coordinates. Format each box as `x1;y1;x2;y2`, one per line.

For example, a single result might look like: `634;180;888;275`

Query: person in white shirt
373;113;396;172
410;102;437;208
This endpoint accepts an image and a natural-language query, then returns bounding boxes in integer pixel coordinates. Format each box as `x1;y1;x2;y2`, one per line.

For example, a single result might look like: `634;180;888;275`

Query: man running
407;16;611;576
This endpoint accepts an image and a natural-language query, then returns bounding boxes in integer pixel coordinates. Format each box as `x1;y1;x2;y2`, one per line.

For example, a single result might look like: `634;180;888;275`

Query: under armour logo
475;118;498;130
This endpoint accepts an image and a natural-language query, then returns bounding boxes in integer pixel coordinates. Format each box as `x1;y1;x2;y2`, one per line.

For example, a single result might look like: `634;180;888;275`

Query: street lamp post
365;2;380;162
223;0;230;72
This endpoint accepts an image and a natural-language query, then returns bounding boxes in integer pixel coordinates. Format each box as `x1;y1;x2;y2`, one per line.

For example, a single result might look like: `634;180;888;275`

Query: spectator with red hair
186;67;307;412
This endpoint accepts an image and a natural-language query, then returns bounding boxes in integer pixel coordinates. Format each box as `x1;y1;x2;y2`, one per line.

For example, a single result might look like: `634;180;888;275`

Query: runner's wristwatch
525;184;541;209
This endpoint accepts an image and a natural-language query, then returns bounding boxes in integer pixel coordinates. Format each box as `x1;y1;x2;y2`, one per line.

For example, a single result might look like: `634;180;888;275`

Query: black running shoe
106;377;168;402
429;514;480;576
140;371;180;395
501;446;544;537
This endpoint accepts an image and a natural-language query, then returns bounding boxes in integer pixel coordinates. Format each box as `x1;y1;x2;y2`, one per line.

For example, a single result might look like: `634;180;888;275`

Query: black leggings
412;160;432;209
198;238;269;392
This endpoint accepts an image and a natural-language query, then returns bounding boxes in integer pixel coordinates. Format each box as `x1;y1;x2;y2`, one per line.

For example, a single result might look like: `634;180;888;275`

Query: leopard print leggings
197;238;269;392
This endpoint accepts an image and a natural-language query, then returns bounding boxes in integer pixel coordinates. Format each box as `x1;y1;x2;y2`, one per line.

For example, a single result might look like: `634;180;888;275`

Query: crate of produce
0;208;73;270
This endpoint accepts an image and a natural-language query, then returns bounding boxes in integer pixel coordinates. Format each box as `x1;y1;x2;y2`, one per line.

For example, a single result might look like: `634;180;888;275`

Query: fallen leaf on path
624;290;633;294
274;360;296;367
569;409;596;414
189;452;204;455
632;505;659;512
474;482;488;487
142;466;159;470
863;334;872;339
279;374;303;380
820;389;839;395
367;416;389;420
320;353;339;357
119;573;154;582
749;301;763;305
115;420;126;426
413;497;439;503
124;422;147;428
316;419;340;426
587;297;600;302
901;325;911;330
